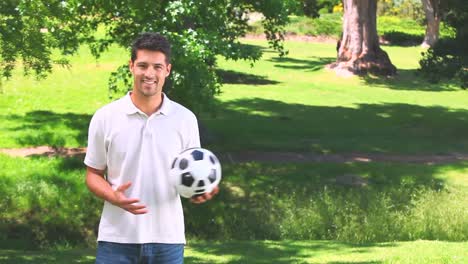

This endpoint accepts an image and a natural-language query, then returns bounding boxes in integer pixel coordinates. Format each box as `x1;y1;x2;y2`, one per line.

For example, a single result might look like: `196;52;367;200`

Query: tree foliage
0;0;88;79
0;0;293;112
293;0;340;17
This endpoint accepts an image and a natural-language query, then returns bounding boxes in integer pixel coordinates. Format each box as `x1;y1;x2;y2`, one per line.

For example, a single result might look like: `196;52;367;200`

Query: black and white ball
171;148;221;198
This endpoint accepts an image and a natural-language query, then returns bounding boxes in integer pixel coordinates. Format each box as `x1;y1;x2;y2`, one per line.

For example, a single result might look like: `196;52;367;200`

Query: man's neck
130;91;163;116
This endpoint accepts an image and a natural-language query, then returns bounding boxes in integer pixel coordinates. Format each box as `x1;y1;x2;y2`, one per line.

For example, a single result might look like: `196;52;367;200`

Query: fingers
119;197;140;205
113;182;148;214
123;203;148;215
190;186;219;204
118;199;148;214
211;186;219;195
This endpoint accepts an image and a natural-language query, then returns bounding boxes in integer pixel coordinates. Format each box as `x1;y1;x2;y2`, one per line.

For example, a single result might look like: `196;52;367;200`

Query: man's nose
144;68;156;77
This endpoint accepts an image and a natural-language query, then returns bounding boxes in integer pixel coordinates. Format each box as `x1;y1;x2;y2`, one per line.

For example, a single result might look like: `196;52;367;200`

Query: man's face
129;49;171;98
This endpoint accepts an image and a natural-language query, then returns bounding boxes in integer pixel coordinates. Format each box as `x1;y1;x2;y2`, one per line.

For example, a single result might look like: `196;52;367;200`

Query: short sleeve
185;113;201;149
84;111;107;170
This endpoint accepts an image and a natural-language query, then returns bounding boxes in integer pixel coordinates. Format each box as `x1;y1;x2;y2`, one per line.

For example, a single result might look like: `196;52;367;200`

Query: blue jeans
95;241;184;264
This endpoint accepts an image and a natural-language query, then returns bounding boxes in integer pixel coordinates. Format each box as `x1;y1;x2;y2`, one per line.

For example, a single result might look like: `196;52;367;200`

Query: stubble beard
139;79;161;97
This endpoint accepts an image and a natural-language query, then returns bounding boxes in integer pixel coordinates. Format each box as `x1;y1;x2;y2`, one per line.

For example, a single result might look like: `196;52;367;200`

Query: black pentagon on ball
208;169;217;183
191;150;204;161
197;179;205;187
179;158;189;170
181;172;195;187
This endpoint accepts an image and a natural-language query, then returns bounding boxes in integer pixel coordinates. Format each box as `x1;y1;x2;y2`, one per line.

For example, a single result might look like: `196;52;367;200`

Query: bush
381;31;423;46
284;13;342;37
419;38;468;88
377;16;425;37
251;14;455;43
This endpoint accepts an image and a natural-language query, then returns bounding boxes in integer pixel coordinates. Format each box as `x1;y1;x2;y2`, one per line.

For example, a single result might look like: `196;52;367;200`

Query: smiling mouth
143;80;157;84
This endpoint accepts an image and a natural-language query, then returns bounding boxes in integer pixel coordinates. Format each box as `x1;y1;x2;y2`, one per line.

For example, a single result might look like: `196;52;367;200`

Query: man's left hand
190;186;219;204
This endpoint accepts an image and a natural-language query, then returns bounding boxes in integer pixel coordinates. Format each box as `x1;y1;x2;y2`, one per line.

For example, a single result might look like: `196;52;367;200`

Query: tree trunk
329;0;396;76
421;0;440;48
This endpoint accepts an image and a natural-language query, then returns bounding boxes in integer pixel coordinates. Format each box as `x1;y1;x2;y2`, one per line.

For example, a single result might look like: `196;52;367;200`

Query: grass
204;40;468;154
2;41;468;154
1;240;466;263
0;45;119;148
1;153;467;244
1;27;468;260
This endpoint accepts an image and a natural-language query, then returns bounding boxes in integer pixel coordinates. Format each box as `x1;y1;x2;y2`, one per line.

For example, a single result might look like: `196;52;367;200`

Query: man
85;32;218;264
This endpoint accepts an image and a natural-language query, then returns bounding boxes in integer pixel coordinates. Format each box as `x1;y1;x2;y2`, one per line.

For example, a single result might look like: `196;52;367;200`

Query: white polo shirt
84;93;200;244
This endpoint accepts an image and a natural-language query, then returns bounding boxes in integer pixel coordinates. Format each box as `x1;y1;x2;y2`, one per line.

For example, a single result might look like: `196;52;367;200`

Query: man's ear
166;63;172;76
129;59;134;72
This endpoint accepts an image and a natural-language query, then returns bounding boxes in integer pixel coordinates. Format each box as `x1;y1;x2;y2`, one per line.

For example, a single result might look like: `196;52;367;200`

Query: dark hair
131;32;171;63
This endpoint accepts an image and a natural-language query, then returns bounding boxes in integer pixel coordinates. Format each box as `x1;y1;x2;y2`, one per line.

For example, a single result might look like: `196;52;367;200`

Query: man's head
131;32;171;64
129;33;172;98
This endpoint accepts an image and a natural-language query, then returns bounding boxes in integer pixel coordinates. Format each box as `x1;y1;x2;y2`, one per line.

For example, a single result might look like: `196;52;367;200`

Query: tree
0;0;293;113
421;0;441;48
329;0;396;76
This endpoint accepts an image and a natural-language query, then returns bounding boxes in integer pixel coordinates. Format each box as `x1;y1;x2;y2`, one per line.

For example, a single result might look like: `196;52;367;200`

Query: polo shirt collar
123;92;172;116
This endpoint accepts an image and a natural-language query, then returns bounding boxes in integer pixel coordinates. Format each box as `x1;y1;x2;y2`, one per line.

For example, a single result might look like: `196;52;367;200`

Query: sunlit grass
2;153;466;244
1;240;466;264
2;40;467;153
1;37;468;261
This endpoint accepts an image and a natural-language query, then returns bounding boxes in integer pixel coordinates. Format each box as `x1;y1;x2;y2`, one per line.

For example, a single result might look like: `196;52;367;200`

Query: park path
1;146;468;165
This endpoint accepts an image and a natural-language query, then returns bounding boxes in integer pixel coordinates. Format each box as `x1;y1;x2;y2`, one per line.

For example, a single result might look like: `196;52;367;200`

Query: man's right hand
111;182;148;215
86;167;148;215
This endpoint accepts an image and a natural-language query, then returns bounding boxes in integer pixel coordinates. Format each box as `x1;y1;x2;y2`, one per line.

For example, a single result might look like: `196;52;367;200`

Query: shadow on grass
362;69;460;92
4;110;91;147
0;248;95;264
184;98;468;242
185;240;388;263
268;56;335;71
0;240;390;264
215;69;279;85
203;98;468;154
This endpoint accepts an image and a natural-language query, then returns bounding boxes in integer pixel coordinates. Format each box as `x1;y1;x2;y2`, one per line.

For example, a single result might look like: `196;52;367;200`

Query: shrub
284;13;342;37
381;31;423;46
419;38;467;88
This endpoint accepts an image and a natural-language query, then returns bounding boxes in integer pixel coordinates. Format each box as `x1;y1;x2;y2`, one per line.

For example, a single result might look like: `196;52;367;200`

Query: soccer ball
170;148;222;198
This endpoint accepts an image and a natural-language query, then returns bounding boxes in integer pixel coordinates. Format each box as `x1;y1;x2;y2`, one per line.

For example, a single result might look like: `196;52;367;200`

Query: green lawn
1;153;467;244
1;240;466;264
1;39;467;258
204;40;468;154
1;40;467;154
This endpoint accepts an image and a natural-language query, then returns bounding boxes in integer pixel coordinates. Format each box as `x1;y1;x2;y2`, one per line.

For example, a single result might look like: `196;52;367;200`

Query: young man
85;32;218;264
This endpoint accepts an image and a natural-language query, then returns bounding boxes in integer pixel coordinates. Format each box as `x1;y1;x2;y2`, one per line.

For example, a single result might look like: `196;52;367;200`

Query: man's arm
86;166;148;214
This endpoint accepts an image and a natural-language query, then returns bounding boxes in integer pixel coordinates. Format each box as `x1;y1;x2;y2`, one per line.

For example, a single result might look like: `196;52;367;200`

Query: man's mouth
143;80;157;84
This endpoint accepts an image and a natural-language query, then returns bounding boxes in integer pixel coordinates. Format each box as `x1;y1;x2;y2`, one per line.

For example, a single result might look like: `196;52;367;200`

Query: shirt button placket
144;118;152;138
